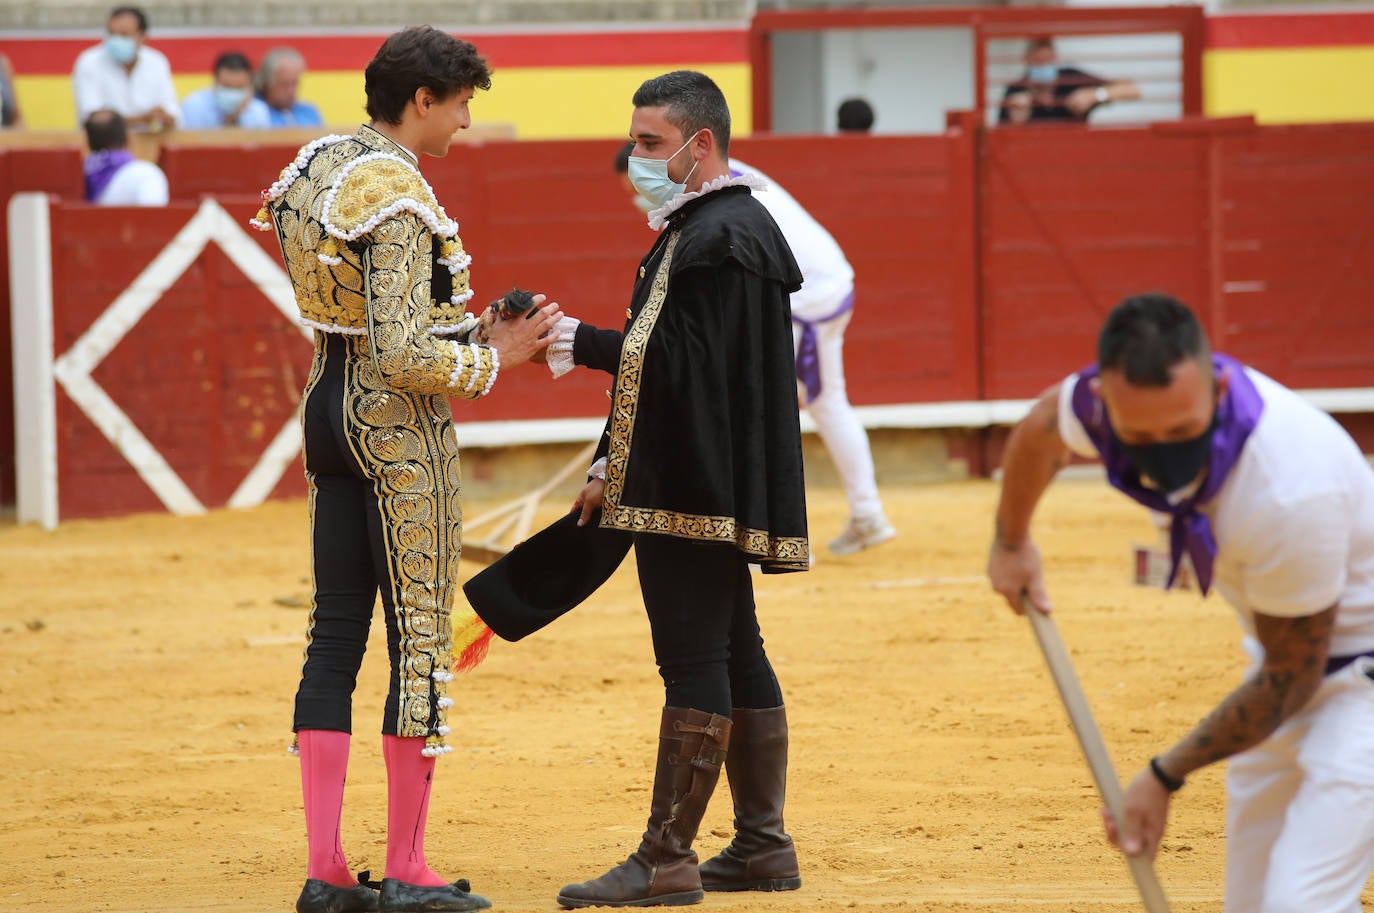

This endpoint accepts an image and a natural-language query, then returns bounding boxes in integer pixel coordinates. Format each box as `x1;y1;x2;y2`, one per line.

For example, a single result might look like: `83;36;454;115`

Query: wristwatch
1095;86;1110;104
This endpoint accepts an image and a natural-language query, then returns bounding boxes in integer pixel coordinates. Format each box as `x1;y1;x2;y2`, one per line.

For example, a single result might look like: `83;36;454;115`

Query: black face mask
1119;417;1218;493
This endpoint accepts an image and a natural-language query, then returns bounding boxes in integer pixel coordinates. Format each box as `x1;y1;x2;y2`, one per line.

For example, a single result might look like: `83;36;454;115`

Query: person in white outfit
989;293;1374;913
83;109;169;206
600;144;895;555
71;6;179;130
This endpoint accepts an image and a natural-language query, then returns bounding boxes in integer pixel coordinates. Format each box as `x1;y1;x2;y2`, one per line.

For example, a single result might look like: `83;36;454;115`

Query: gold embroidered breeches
293;332;463;745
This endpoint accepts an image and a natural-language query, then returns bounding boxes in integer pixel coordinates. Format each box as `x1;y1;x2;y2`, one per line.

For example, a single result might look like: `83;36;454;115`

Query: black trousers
294;333;408;734
633;532;784;717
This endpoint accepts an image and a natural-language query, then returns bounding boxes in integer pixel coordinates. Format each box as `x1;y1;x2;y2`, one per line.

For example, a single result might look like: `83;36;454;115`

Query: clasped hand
482;294;562;368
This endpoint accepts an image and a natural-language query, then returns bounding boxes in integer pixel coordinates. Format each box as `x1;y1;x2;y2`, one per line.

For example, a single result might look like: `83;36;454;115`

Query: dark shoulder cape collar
354;123;418;162
664;187;803;289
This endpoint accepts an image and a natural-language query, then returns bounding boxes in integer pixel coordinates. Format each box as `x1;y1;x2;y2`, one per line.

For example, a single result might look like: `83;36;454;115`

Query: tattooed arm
1108;606;1335;859
988;384;1073;614
1160;606;1335;775
1107;483;1350;859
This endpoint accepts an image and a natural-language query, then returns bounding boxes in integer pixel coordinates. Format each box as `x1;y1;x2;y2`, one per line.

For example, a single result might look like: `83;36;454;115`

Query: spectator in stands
836;97;874;133
999;37;1140;125
71;6;179;131
254;47;325;127
0;53;23;128
181;52;273;129
83;109;169;205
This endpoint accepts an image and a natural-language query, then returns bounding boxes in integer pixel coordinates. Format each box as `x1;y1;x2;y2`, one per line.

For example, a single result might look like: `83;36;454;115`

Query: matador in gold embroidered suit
257;122;496;753
250;27;559;913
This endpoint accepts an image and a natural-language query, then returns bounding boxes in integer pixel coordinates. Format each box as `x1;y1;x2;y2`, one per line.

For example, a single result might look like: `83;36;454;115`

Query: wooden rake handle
1022;595;1173;913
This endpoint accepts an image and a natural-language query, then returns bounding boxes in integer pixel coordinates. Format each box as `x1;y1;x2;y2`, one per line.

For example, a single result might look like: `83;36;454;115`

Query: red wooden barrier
733;129;981;405
1;147;85;506
12;196;313;522
8;121;1374;520
978;123;1213;398
1213;122;1374;389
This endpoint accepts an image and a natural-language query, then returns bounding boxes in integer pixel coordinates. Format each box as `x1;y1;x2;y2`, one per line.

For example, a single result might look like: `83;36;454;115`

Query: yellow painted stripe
1204;46;1374;123
22;51;1370;133
14;63;752;138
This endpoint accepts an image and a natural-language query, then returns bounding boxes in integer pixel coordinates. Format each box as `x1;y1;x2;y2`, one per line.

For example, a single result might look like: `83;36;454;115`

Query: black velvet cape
580;184;810;573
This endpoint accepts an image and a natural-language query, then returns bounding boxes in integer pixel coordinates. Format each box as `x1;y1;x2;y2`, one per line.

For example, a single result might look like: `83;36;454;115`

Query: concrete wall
0;0;750;29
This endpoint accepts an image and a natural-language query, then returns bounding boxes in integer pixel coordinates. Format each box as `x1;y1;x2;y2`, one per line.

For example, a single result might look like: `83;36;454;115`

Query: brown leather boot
697;706;800;892
557;707;731;908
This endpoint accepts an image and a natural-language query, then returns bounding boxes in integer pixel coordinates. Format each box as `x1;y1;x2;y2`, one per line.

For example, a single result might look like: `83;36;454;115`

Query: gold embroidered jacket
253;126;498;748
253;124;498;397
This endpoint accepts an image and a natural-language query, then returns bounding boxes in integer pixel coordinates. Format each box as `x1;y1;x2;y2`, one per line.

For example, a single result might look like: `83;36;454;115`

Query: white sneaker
827;515;897;556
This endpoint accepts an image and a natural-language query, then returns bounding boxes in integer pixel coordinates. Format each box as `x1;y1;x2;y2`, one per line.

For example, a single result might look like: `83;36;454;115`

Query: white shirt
72;43;181;126
1059;366;1374;659
729;159;855;322
96;159;169;206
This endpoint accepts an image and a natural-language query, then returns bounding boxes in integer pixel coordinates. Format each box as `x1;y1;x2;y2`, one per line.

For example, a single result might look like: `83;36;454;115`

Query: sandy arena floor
3;478;1369;913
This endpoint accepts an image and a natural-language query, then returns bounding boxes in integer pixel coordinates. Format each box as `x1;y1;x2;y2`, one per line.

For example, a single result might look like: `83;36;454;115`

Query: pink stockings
298;729;356;888
382;734;448;887
298;731;447;888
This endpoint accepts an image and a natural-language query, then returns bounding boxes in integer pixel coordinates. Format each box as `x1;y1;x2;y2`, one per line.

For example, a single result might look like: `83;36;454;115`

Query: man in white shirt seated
71;5;179;131
989;293;1374;913
83;109;169;206
181;51;272;130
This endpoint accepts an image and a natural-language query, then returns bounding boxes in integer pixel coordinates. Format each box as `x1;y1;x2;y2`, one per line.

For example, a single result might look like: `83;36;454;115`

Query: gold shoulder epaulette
321;153;457;245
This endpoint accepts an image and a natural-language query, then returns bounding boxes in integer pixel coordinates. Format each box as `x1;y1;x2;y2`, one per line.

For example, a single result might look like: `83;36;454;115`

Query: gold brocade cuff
446;341;500;398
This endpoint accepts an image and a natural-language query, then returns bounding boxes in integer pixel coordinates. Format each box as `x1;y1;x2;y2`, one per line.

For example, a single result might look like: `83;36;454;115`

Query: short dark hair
364;26;492;127
108;6;147;32
1026;36;1056;55
1097;293;1211;387
614;140;633;174
836;97;874;132
85;108;128;152
213;52;253;76
632;70;731;156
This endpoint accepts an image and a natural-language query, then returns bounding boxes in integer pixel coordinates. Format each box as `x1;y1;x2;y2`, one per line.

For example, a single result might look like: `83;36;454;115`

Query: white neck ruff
646;172;768;231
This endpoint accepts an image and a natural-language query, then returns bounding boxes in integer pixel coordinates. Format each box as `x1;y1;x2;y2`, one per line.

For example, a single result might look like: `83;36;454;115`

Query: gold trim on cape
600;230;809;568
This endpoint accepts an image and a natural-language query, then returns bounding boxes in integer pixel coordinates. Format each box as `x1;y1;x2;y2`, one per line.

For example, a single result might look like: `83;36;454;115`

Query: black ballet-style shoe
296;870;381;913
379;877;493;912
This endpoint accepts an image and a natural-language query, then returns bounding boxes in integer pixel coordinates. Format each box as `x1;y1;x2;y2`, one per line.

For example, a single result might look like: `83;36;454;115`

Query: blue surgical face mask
626;131;701;209
632;193;655;213
215;86;251;116
1027;64;1058;83
105;33;138;65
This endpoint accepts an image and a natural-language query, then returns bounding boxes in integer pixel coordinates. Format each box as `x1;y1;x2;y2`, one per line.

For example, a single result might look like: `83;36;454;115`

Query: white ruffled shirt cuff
588;456;608;481
547;316;581;380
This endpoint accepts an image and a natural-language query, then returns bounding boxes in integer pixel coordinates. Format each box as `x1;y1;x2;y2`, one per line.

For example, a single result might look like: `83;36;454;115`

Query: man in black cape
527;70;808;908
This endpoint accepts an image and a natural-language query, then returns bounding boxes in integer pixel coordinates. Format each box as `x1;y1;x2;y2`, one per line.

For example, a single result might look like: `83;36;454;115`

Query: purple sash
726;163;853;403
1070;353;1264;594
84;150;135;202
793;291;854;402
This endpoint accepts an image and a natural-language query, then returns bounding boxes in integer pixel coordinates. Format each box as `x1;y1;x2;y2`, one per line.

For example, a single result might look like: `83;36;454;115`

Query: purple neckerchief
84;150;135;202
1070;353;1264;594
793;292;855;402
